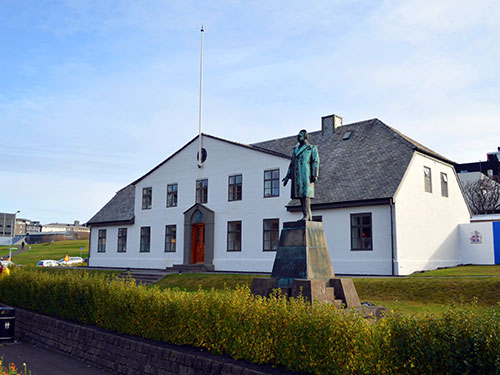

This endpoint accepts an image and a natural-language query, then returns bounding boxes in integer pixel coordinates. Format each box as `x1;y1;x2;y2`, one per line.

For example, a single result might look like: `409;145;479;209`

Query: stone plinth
251;220;362;308
271;220;335;287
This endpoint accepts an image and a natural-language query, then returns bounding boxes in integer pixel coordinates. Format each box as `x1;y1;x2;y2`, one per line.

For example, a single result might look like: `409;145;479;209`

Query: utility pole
8;210;20;261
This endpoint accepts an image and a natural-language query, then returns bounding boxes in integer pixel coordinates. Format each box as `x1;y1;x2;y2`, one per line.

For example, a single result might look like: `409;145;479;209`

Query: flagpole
198;25;204;168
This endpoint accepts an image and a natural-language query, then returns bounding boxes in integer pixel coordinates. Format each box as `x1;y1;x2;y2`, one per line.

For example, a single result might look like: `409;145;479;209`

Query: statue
282;129;319;221
252;129;366;309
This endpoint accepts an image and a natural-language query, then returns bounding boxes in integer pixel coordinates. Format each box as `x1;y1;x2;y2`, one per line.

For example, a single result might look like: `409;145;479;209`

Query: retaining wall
13;306;285;375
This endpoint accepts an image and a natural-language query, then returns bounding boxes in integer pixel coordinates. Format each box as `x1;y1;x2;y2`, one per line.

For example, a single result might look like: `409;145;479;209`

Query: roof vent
321;114;343;135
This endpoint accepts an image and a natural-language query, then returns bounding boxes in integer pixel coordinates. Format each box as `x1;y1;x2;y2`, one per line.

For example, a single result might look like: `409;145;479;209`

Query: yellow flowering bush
0;268;499;375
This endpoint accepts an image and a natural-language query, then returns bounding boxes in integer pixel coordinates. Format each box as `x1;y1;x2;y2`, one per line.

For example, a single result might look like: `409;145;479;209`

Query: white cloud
1;0;499;223
0;170;124;224
372;0;500;44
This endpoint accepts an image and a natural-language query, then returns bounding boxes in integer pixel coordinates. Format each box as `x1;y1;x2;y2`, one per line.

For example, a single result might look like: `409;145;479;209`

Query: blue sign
493;222;500;265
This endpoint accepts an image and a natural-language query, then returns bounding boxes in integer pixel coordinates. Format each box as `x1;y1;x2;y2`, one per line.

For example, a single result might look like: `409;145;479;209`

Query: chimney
321;114;343;135
487;148;500;163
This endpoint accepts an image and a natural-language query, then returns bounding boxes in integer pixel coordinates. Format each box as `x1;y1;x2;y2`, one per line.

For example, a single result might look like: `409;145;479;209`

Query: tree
463;175;500;214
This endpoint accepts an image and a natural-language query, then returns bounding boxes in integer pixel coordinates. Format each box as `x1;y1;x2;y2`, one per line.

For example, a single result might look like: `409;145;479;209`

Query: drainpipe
88;228;92;265
390;198;395;276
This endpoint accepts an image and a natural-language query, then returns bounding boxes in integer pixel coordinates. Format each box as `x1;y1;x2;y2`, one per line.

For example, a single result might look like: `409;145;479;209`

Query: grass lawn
353;277;500;309
154;266;500;315
0;240;89;266
155;272;261;291
408;264;500;277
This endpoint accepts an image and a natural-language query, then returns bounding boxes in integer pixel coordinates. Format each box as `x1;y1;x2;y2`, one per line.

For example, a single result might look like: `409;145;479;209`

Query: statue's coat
285;143;320;199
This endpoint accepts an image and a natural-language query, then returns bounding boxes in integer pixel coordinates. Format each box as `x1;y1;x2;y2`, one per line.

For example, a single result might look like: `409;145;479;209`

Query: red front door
191;223;205;264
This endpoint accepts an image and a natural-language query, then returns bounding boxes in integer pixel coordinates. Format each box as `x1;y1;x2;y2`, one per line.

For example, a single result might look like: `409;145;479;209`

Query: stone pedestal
271;220;335;287
251;220;361;308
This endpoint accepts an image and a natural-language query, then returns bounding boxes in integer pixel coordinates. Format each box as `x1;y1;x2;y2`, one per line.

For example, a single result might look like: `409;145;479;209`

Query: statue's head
297;129;308;142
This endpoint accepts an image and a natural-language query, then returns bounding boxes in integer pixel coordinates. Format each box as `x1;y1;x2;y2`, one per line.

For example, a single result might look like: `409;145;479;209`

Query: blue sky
1;0;499;224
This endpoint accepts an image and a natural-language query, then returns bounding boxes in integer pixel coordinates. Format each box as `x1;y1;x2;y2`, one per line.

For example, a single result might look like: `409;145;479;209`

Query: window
351;213;372;250
263;219;279;251
441;172;448;197
227;221;242;252
228;174;242;201
140;226;151;252
142;187;152;209
264;169;280;197
196;179;208;203
165;225;176;252
97;229;106;252
167;183;178;207
117;228;127;252
424;167;432;193
343;131;353;140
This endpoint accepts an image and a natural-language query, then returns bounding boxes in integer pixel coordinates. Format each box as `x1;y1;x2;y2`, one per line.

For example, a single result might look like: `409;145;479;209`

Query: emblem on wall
470;230;483;244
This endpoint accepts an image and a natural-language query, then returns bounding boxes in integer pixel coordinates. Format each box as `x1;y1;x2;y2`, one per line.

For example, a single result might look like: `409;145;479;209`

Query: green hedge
0;268;499;375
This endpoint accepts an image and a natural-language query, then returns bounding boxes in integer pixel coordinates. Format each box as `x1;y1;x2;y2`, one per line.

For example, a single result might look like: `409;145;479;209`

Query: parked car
36;260;59;267
57;256;84;266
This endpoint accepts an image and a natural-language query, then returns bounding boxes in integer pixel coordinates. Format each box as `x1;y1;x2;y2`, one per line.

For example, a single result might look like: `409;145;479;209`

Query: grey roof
88;118;453;224
87;184;135;225
252;118;453;207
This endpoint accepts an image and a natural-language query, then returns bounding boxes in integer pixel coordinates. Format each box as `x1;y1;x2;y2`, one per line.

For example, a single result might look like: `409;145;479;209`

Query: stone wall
13;307;285;375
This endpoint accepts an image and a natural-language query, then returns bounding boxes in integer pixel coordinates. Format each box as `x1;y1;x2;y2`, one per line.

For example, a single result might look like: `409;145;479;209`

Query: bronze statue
282;129;319;220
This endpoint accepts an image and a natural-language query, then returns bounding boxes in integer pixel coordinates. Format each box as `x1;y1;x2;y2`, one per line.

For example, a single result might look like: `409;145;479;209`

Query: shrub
0;268;499;375
379;303;500;374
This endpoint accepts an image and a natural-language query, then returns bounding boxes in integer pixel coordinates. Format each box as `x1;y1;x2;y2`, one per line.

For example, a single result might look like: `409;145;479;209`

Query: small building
0;213;16;238
456;147;500;178
0;213;30;246
15;218;42;234
87;116;471;275
459;214;500;265
42;221;90;233
456;148;500;215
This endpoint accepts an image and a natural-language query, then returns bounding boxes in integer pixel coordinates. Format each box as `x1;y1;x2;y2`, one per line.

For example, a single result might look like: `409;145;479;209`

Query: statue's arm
282;157;294;185
311;146;320;182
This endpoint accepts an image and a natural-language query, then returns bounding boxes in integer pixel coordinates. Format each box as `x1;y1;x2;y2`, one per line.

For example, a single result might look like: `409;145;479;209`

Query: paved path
0;342;112;375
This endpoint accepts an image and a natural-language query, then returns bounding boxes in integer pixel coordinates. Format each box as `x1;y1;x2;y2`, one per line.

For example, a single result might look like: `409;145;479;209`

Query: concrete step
167;264;214;273
325;287;344;308
117;271;166;285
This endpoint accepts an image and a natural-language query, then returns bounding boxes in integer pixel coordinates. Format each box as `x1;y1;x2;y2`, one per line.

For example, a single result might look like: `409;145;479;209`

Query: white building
87;116;472;275
42;221;90;233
